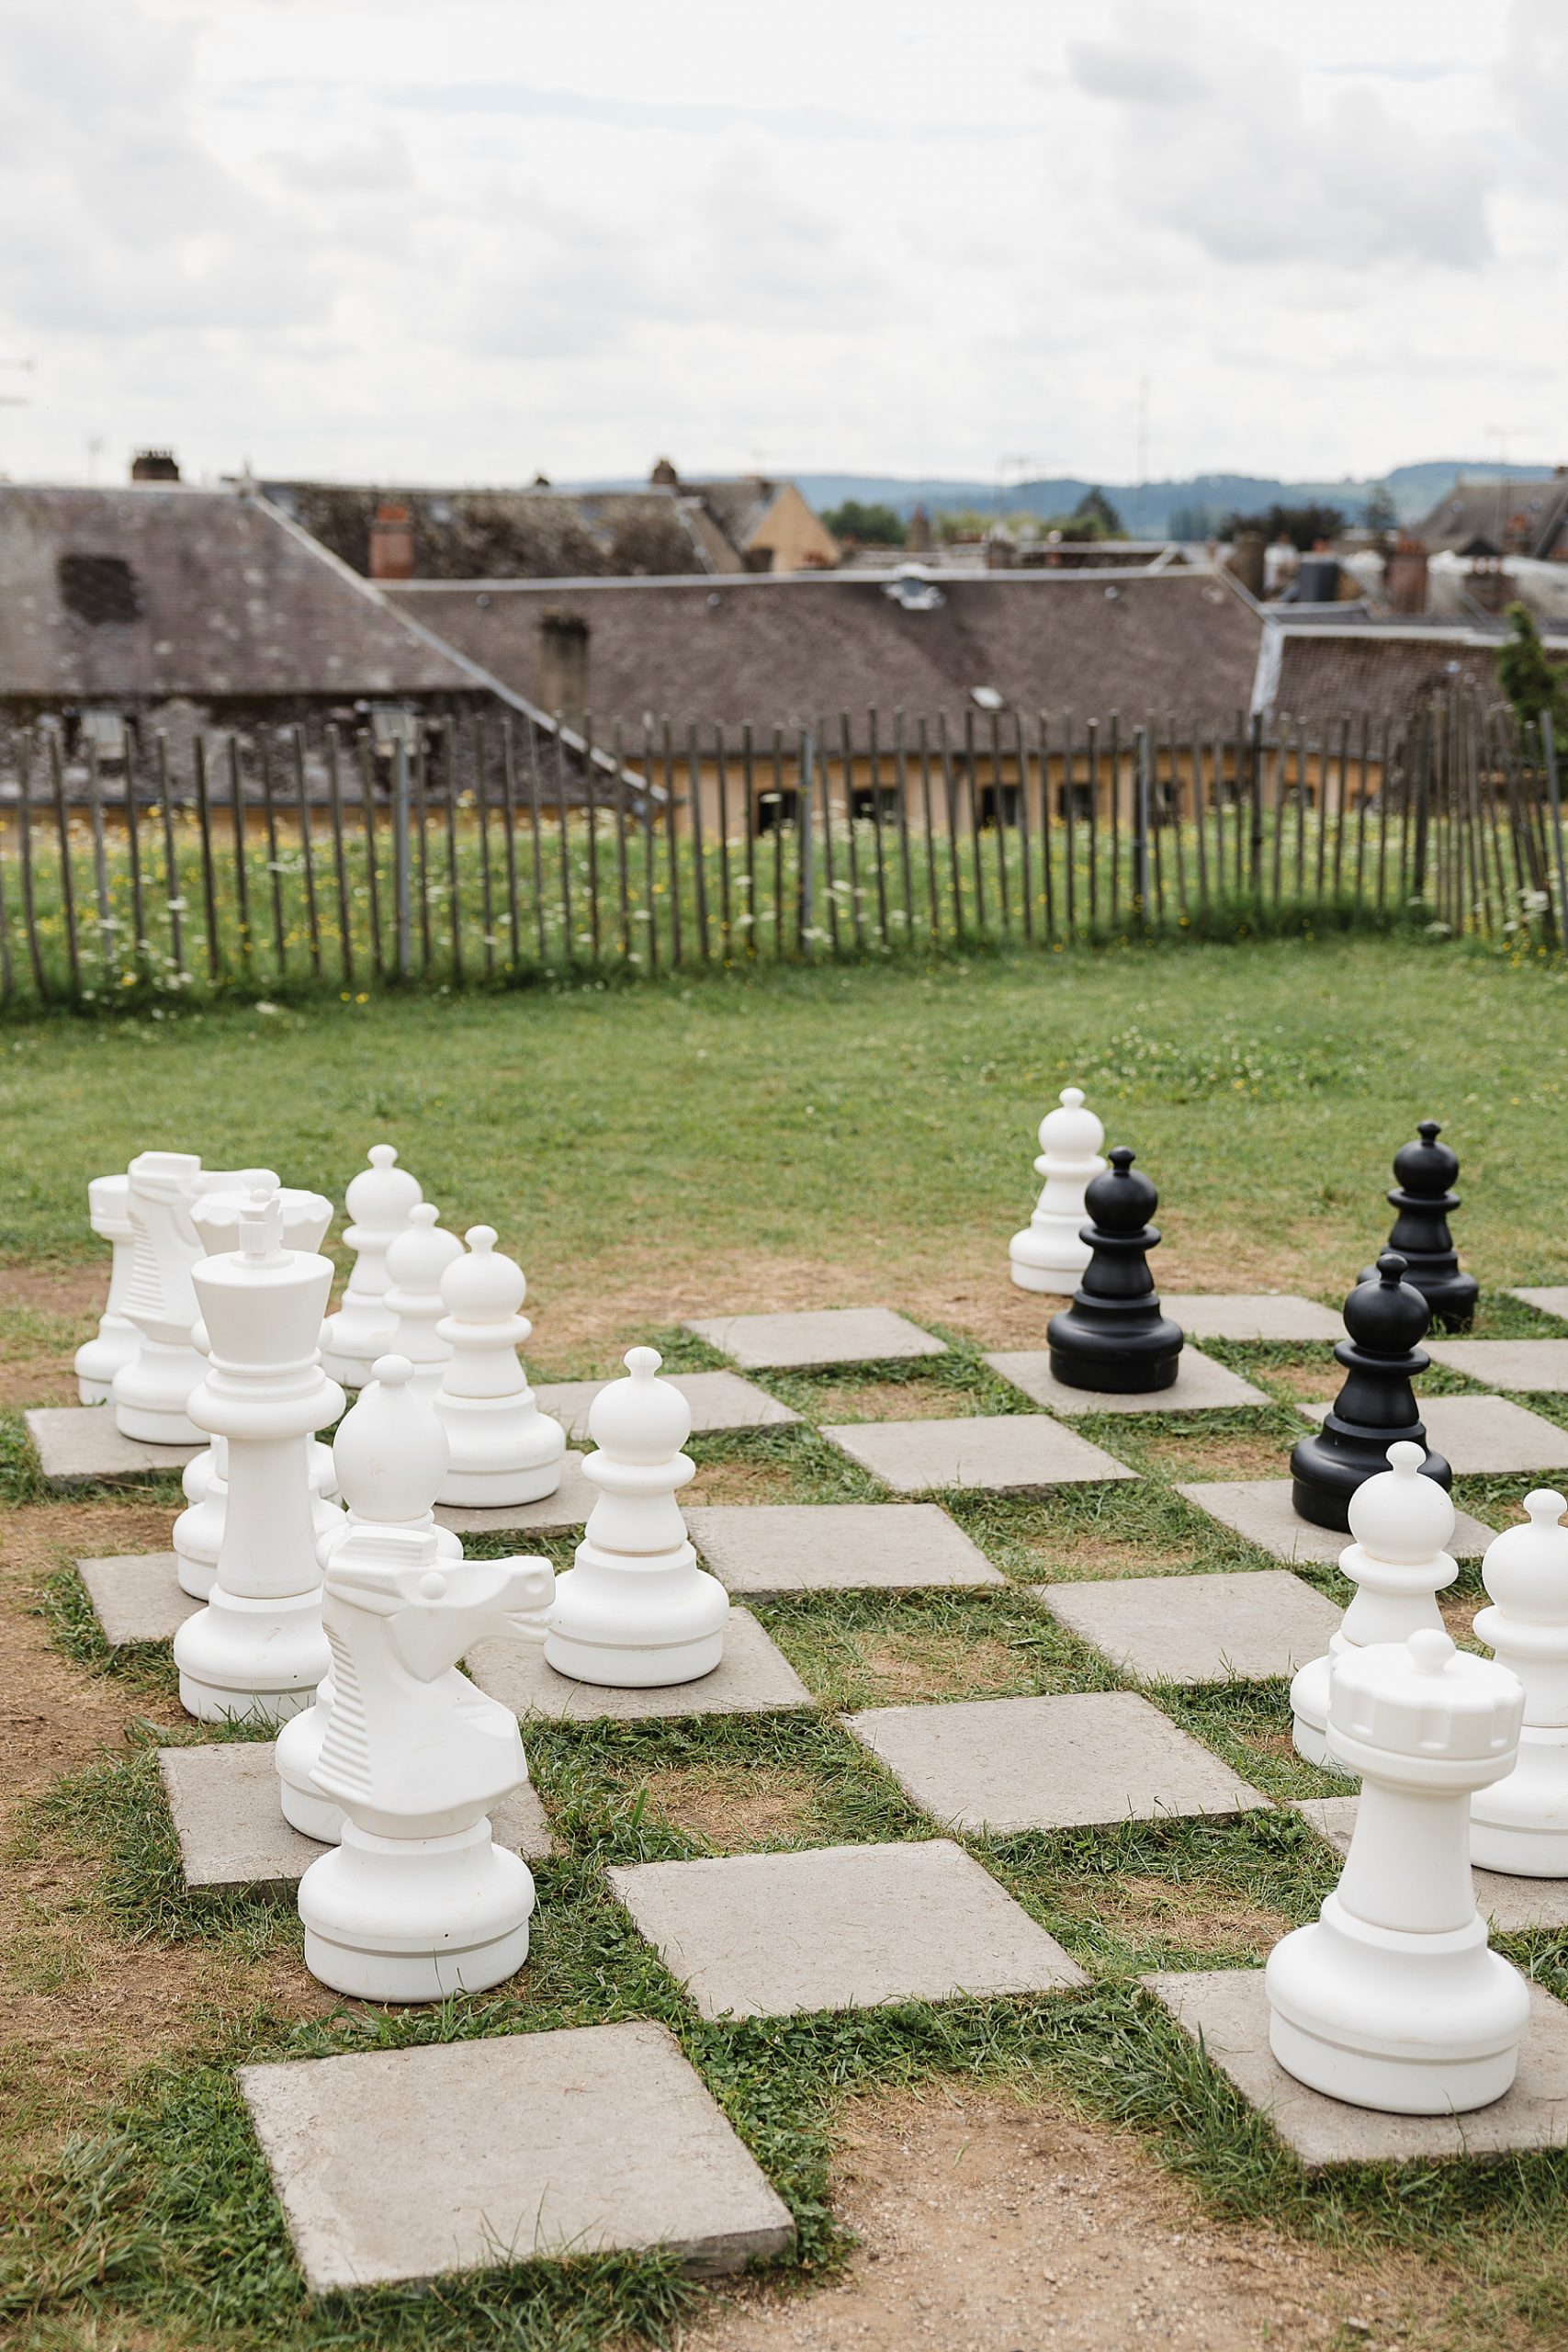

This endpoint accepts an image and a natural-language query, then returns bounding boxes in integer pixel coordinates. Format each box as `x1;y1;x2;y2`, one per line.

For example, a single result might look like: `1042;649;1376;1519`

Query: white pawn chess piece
1009;1087;1106;1292
546;1346;728;1687
112;1150;273;1442
172;1187;344;1723
434;1227;566;1506
75;1172;140;1403
1470;1490;1568;1875
1266;1628;1529;2115
320;1145;423;1390
295;1471;556;2002
276;1354;464;1842
1290;1441;1456;1768
382;1203;464;1398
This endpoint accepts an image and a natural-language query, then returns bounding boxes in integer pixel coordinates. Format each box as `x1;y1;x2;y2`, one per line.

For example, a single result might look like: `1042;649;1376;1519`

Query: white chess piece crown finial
75;1172;139;1403
320;1144;423;1389
434;1226;566;1506
382;1201;464;1398
1470;1489;1568;1875
1009;1085;1106;1293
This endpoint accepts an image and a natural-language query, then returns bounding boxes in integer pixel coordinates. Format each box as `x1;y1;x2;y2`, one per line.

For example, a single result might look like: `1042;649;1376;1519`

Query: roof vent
969;685;1004;712
883;562;945;614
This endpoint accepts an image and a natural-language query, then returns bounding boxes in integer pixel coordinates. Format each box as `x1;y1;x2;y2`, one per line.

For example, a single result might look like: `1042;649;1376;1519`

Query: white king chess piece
276;1353;464;1843
75;1172;139;1403
1009;1086;1106;1292
112;1151;274;1442
172;1186;344;1723
295;1473;556;2002
434;1227;566;1506
382;1203;464;1398
545;1346;728;1687
1470;1490;1568;1876
320;1145;423;1390
1266;1628;1529;2116
1290;1440;1457;1768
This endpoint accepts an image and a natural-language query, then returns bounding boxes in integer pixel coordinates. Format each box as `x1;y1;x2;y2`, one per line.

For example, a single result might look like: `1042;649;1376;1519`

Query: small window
977;782;1021;829
755;787;800;834
1056;782;1094;821
59;553;141;625
850;784;898;823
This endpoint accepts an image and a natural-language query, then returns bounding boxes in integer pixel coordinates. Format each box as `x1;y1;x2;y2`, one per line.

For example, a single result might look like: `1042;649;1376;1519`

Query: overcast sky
0;0;1561;491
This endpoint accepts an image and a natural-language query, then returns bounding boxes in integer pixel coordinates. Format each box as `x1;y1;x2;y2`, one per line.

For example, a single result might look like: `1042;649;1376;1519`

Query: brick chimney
649;457;679;486
367;501;415;582
1385;535;1429;617
537;610;589;719
130;449;180;481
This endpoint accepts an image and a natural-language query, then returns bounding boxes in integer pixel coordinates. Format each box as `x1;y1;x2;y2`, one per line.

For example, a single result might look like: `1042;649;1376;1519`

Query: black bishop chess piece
1359;1120;1478;1331
1047;1146;1183;1393
1291;1250;1452;1532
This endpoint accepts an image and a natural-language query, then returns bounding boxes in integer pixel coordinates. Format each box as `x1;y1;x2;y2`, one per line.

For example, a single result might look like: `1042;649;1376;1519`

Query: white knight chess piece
75;1172;139;1403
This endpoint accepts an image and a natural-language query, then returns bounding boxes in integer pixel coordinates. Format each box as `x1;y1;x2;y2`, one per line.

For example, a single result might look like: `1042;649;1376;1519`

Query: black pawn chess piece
1291;1250;1452;1532
1047;1147;1183;1393
1359;1120;1478;1331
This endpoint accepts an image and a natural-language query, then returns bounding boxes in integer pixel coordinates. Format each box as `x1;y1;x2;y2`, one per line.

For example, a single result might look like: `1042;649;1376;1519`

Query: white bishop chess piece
1267;1628;1529;2116
275;1353;464;1842
320;1145;423;1390
1470;1490;1568;1876
172;1186;344;1723
112;1150;273;1442
1290;1441;1456;1768
546;1346;728;1687
75;1172;139;1403
1009;1086;1106;1292
383;1203;464;1398
433;1227;565;1506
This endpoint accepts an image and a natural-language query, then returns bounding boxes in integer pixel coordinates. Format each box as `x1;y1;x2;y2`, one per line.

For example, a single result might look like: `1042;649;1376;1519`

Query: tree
1070;486;1125;539
1361;484;1399;541
1496;602;1568;738
1225;502;1346;550
821;500;905;546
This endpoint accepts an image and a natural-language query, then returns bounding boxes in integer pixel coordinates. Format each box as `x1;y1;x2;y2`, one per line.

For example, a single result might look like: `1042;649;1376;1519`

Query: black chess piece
1358;1120;1478;1331
1291;1250;1452;1532
1047;1146;1183;1393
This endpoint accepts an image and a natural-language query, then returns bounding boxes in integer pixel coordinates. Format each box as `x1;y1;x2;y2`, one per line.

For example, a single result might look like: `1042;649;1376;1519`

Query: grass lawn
6;932;1568;2350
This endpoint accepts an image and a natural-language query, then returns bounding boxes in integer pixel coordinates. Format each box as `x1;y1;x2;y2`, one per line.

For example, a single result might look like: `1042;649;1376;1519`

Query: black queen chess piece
1047;1147;1184;1393
1358;1120;1478;1331
1291;1250;1452;1532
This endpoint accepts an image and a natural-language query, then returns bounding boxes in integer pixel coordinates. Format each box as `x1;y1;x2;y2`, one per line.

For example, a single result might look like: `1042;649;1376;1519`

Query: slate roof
1265;625;1539;731
258;481;721;581
1416;477;1568;560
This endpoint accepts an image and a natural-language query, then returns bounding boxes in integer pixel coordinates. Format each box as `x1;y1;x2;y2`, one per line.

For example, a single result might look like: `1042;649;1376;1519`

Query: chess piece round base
438;1459;564;1507
1266;1894;1529;2114
320;1328;395;1393
1047;1316;1182;1393
298;1818;535;2001
275;1697;344;1843
1359;1259;1478;1333
1291;1431;1450;1533
433;1386;567;1508
76;1316;138;1405
545;1618;725;1689
1288;1653;1349;1771
112;1340;206;1444
174;1585;331;1724
173;1481;225;1599
1009;1226;1091;1291
1470;1734;1568;1877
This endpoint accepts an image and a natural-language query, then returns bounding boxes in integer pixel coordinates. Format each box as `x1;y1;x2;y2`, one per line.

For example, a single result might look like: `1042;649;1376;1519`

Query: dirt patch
1053;1871;1294;1958
847;1632;1028;1703
688;2083;1469;2352
639;1763;823;1851
1258;1362;1337;1403
683;1457;806;1507
0;1266;106;1408
1020;1531;1200;1581
812;1379;984;1424
1132;1430;1291;1481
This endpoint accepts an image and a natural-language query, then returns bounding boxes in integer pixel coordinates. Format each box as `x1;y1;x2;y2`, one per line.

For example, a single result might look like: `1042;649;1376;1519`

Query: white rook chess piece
1470;1490;1568;1876
113;1151;272;1443
1267;1628;1529;2116
75;1172;139;1403
434;1227;566;1506
1009;1086;1106;1292
383;1203;464;1399
173;1187;344;1723
546;1346;728;1687
1290;1441;1456;1768
320;1145;423;1390
295;1479;556;2002
276;1353;464;1842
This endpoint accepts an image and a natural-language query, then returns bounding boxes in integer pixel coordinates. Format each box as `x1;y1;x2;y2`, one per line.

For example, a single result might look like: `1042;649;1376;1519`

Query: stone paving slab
822;1413;1134;1496
1177;1479;1495;1565
1162;1294;1346;1343
684;1503;1005;1596
683;1307;945;1372
1427;1339;1568;1394
1294;1796;1568;1934
845;1690;1268;1835
608;1838;1086;2020
1035;1569;1340;1686
467;1606;811;1722
1511;1288;1568;1325
434;1452;595;1535
26;1405;200;1488
1146;1967;1568;2165
1298;1393;1568;1476
241;2018;795;2291
984;1349;1270;1416
78;1552;197;1645
158;1740;553;1891
533;1371;797;1442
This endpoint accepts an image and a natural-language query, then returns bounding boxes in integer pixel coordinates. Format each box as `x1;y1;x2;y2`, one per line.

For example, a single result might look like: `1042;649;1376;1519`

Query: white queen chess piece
172;1187;344;1722
112;1151;273;1442
75;1172;139;1403
1470;1489;1568;1876
320;1145;423;1390
545;1346;728;1687
1267;1628;1529;2116
382;1203;464;1398
434;1227;566;1506
1290;1441;1457;1768
1009;1086;1106;1292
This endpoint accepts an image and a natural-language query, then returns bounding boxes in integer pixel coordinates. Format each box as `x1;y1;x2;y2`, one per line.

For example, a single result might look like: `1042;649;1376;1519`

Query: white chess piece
295;1489;555;2002
1470;1490;1568;1875
1267;1628;1529;2115
276;1353;464;1842
112;1151;273;1442
434;1227;566;1506
382;1203;464;1399
1290;1441;1456;1768
75;1173;139;1403
320;1145;423;1389
546;1346;728;1687
172;1187;344;1723
1009;1087;1106;1292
